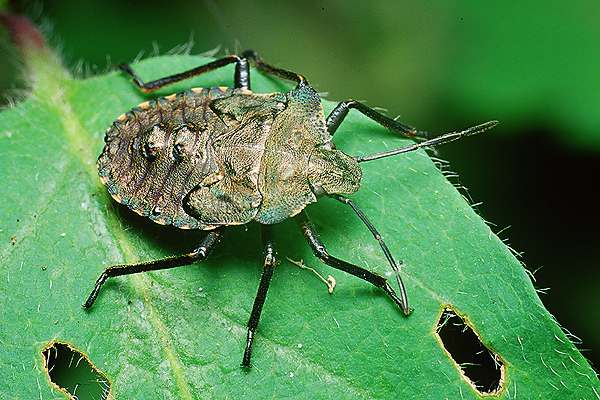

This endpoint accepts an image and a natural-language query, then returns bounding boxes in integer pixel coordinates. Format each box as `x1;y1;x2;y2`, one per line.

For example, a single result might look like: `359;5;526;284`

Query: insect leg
82;229;222;309
295;211;411;316
330;195;410;315
242;225;277;368
242;49;308;87
119;55;251;92
326;99;417;137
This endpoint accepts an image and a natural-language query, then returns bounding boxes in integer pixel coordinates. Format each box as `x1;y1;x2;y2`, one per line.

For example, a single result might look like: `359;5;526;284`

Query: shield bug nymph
83;50;497;367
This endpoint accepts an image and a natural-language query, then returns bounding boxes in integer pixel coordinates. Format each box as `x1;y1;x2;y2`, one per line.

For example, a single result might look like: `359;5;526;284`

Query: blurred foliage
1;0;598;375
0;28;20;100
440;1;600;147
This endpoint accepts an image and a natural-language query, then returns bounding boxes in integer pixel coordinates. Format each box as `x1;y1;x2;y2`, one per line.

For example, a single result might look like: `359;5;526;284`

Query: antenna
356;120;498;163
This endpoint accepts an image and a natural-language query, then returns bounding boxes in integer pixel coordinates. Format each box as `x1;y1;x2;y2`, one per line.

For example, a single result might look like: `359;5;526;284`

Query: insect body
84;50;497;368
99;85;359;229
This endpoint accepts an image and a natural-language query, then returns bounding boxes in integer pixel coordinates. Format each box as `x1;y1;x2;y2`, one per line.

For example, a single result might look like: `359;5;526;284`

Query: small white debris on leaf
287;257;336;294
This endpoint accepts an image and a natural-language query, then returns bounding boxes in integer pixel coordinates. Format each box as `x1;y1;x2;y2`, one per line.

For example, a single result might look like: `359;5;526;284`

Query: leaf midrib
34;63;195;399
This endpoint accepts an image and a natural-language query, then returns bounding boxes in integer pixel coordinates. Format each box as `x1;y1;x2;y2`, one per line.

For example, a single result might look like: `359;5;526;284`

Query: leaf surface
0;53;597;399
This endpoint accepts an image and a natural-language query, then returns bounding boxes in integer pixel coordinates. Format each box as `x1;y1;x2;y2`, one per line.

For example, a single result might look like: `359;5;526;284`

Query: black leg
326;100;417;137
83;229;222;309
120;49;310;95
120;55;251;92
331;195;410;315
242;225;277;368
242;50;308;87
295;211;411;316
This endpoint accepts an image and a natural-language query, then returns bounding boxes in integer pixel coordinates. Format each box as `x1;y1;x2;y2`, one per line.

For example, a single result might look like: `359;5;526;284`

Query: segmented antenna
356;120;498;163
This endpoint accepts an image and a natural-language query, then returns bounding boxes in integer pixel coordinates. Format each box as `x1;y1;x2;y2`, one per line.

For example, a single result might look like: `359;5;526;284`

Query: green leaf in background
0;50;597;398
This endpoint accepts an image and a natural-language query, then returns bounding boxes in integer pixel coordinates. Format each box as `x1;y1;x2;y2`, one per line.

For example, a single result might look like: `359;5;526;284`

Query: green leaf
0;52;597;399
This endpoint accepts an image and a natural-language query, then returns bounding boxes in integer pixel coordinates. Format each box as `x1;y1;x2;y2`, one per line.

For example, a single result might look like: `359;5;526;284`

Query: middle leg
296;211;411;316
242;225;277;368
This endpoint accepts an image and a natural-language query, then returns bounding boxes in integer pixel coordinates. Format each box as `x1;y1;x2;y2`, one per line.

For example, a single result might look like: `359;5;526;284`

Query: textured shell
98;87;288;229
98;83;337;230
98;87;230;229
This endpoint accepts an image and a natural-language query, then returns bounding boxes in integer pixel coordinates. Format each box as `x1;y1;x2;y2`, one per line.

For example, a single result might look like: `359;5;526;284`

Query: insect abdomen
98;87;231;229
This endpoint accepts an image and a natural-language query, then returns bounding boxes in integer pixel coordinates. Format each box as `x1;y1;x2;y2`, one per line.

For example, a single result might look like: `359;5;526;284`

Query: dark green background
2;0;598;374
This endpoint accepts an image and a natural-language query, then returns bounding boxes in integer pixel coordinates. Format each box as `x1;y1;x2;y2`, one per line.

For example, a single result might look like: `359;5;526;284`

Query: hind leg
83;229;222;309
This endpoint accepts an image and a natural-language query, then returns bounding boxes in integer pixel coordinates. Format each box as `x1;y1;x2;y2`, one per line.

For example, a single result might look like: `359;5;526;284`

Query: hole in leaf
42;341;111;400
436;308;504;395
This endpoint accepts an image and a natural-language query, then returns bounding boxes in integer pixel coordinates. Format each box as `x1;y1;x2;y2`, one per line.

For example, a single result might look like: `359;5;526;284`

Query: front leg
242;225;277;368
